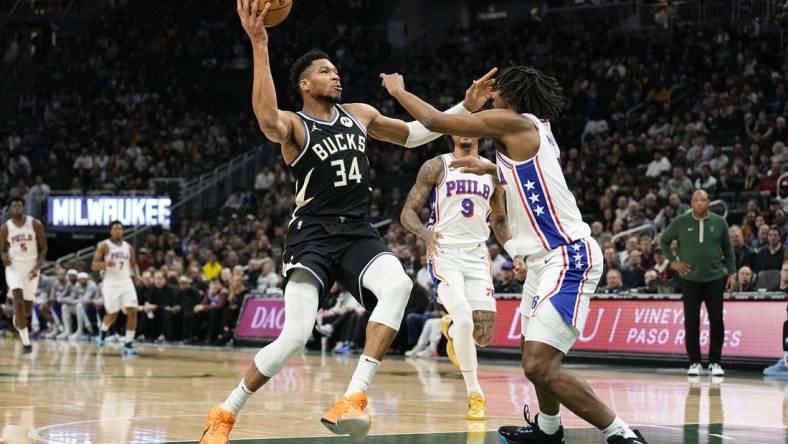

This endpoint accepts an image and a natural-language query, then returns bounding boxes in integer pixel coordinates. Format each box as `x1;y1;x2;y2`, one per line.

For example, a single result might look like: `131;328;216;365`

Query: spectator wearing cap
754;227;786;272
659;190;736;376
736;266;757;292
494;261;523;294
729;225;756;269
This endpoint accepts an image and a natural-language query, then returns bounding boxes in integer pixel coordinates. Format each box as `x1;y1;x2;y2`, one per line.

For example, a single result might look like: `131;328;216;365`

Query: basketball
261;0;292;28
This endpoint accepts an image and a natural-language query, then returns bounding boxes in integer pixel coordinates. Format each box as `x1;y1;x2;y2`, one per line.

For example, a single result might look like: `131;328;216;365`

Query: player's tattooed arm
490;184;511;247
400;157;443;241
0;224;9;267
32;220;47;272
472;310;497;347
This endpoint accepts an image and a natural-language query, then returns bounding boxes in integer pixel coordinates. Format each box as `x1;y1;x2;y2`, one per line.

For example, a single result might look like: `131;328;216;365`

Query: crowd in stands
2;2;788;353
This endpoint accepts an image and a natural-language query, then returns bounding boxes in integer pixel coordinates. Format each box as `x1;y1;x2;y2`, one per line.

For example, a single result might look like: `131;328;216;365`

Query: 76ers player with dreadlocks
381;65;648;444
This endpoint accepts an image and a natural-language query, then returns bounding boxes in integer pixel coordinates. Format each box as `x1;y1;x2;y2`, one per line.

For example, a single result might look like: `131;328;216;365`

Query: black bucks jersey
289;105;371;218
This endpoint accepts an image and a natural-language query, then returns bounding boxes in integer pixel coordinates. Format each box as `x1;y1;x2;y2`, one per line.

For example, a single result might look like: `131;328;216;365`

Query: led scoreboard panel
47;196;172;229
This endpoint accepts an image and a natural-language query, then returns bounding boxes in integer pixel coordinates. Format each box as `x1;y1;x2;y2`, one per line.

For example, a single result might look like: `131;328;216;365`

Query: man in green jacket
659;190;736;377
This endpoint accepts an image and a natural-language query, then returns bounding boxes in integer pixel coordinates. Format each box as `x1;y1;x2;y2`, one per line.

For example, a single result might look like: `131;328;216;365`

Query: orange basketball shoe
200;405;235;444
320;391;371;437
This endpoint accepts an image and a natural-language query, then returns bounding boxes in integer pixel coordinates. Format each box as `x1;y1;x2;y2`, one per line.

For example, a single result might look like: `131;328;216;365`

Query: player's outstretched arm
238;0;295;145
380;73;529;140
343;69;496;147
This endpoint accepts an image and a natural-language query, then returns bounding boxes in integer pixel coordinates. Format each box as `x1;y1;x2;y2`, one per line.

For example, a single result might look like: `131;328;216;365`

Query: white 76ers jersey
6;216;37;262
103;240;132;284
427;154;494;246
497;114;590;256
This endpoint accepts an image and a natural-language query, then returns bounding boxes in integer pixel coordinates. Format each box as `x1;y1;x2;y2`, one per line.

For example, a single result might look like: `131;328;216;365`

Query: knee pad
253;334;308;377
368;272;412;331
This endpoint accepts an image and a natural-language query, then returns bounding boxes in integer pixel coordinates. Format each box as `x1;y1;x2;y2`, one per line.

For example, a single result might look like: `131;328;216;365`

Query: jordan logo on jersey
445;179;490;199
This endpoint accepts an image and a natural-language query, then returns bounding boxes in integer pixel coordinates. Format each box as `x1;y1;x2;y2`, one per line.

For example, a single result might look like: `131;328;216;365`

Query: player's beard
318;92;341;104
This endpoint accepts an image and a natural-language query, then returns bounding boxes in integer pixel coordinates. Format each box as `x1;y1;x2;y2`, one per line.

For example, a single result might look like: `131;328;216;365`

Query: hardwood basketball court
1;339;785;443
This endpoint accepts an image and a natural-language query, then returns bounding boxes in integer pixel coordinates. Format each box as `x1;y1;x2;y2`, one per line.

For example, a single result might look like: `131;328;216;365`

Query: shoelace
512;404;539;434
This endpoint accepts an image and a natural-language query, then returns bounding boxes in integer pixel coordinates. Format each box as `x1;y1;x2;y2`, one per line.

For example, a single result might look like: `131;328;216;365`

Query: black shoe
497;405;565;444
607;429;648;443
22;345;33;354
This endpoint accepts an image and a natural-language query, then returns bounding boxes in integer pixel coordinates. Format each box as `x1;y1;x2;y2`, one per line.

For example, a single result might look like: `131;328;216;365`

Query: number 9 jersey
289;105;370;218
428;153;495;246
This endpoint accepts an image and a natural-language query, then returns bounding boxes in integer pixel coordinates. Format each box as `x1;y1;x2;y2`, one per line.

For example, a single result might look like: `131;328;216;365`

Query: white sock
601;416;637;439
18;327;31;346
537;411;561;435
461;368;483;397
221;379;254;416
124;329;135;346
345;354;381;397
101;322;110;332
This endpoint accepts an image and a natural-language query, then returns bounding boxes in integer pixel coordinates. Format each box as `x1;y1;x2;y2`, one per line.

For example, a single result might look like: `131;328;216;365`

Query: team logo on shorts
340;116;353;127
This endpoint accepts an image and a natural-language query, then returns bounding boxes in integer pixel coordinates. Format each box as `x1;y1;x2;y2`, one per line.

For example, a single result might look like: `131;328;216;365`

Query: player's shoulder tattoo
418;156;444;185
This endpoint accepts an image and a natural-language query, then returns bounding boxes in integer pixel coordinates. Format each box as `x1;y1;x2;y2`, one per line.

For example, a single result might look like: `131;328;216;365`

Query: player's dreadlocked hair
493;64;566;120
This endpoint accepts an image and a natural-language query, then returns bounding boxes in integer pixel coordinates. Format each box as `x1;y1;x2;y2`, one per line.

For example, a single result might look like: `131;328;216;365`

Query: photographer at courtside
659;190;736;377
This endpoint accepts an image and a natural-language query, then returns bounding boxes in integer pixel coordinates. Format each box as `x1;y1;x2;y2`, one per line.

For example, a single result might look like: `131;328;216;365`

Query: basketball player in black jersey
200;1;495;442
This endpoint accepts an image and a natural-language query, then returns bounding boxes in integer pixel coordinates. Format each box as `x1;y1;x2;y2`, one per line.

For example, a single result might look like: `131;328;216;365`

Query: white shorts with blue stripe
520;237;603;354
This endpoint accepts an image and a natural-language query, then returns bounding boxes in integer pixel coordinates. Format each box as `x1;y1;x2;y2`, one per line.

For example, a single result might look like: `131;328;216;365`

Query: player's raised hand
379;73;406;96
449;156;496;176
238;0;271;44
463;67;497;112
425;231;443;261
513;256;527;281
